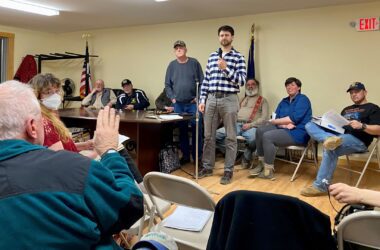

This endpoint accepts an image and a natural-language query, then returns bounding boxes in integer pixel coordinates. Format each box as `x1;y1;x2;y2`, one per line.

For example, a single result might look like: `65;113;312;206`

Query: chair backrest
143;172;216;215
337;210;380;250
112;88;123;97
347;136;379;157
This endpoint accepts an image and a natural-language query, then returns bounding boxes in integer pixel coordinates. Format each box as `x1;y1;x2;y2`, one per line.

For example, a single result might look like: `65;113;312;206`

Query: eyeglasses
41;88;62;96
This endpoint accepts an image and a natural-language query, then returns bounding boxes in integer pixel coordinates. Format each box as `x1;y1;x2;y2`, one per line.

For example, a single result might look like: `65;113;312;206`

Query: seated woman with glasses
28;73;144;185
29;73;94;154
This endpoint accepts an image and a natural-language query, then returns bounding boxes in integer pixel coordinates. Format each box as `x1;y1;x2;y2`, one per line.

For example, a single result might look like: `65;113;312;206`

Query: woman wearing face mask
29;73;94;152
28;73;144;184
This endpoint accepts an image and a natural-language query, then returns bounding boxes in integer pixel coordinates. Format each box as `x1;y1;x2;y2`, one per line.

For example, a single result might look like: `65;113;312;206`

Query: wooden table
59;108;188;175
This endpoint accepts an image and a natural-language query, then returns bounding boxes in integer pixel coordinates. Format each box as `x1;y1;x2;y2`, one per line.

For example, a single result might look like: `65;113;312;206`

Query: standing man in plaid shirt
198;25;247;184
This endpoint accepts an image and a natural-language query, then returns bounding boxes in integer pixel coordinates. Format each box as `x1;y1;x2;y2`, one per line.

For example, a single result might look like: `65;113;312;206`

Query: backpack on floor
159;144;181;173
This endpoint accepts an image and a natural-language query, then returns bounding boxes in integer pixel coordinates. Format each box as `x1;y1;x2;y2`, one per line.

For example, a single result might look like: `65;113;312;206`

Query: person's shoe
300;185;327;197
197;168;213;179
241;157;251;169
220;171;233;185
323;136;342;151
257;167;276;180
196;159;203;168
179;157;190;165
249;161;264;176
250;155;259;169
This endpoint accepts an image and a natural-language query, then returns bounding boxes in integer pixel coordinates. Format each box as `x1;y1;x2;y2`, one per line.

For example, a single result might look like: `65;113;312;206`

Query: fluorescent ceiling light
155;0;169;2
0;0;59;16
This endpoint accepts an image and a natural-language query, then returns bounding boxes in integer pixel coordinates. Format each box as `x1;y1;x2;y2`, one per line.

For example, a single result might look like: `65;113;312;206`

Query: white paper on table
162;205;212;232
158;114;183;120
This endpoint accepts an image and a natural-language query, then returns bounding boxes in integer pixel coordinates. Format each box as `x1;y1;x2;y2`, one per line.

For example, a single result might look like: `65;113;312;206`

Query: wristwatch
361;123;367;130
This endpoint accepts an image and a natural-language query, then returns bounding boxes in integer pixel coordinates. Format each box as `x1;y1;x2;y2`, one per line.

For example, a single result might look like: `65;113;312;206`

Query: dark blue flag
247;36;255;79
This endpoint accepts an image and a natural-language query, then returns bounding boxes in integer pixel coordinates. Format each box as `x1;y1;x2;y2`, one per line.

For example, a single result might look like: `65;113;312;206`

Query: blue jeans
305;122;367;191
216;122;256;161
174;102;203;161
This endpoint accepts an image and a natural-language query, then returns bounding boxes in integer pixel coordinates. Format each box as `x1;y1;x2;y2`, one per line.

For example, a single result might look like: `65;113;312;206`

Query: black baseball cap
346;82;366;92
121;79;132;87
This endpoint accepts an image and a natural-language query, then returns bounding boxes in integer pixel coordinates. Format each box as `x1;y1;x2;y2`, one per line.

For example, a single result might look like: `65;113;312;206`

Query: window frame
0;32;15;81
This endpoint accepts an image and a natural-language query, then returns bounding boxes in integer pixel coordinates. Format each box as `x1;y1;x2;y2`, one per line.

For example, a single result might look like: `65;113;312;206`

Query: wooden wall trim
0;32;15;80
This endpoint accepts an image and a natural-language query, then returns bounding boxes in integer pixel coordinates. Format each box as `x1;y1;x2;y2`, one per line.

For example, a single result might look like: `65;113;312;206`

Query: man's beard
245;88;258;97
220;40;232;47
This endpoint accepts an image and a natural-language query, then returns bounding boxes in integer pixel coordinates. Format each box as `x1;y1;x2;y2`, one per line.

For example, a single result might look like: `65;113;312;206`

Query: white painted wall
2;2;380;113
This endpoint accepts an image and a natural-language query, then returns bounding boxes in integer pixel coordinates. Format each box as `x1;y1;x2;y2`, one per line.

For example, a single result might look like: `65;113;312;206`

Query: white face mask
42;93;62;110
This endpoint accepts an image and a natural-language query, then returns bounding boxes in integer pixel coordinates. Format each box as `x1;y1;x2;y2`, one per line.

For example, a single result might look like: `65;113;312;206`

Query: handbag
159;144;180;173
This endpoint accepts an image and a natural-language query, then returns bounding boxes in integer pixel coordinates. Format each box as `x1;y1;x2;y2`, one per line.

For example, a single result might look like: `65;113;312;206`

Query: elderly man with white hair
0;81;143;249
81;78;117;109
216;78;269;168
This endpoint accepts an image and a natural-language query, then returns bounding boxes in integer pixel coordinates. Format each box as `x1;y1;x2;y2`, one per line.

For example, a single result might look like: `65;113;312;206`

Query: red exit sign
356;17;380;31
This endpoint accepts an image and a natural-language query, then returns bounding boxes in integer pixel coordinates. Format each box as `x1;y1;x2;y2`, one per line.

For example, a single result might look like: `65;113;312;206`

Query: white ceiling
0;0;376;33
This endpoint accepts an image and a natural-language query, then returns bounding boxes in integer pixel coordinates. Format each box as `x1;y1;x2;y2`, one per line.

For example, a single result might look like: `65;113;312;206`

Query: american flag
247;34;255;79
79;42;92;98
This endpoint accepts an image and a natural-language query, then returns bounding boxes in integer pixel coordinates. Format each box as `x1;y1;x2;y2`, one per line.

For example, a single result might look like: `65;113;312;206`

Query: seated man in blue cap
301;82;380;197
116;79;150;110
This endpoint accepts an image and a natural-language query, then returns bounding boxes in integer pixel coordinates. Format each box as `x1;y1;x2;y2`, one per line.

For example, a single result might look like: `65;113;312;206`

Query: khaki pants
202;93;239;172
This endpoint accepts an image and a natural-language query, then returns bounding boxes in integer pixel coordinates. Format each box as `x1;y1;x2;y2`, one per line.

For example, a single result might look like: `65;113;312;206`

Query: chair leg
376;144;380;170
355;144;377;187
346;155;351;168
311;142;318;169
290;147;308;182
137;204;147;239
313;140;319;164
148;204;156;231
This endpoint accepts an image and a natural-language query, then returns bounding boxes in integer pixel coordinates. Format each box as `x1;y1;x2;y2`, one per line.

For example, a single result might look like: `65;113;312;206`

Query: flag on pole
79;41;92;98
247;34;255;79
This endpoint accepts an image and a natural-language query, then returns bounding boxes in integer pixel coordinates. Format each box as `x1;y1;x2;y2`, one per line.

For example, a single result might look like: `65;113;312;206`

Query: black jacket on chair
207;190;336;250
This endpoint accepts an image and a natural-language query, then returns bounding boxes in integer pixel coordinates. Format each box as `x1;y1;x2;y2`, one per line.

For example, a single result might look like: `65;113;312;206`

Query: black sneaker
197;168;213;179
179;157;190;165
220;171;233;185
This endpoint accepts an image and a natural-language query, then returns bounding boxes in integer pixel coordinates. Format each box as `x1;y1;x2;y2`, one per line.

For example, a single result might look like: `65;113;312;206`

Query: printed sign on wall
356;17;380;31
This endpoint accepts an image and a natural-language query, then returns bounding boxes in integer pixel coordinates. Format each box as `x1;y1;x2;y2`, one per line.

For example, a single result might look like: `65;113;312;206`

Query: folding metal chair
276;140;319;181
337;210;380;250
143;172;216;250
342;137;380;187
123;183;171;240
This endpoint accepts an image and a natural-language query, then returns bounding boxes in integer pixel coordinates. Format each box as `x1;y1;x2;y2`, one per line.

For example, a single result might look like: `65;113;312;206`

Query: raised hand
94;106;120;156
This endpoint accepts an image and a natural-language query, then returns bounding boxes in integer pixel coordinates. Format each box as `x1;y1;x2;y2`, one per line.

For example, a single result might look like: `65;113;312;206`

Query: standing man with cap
198;25;247;185
116;79;150;111
165;40;204;165
301;82;380;196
